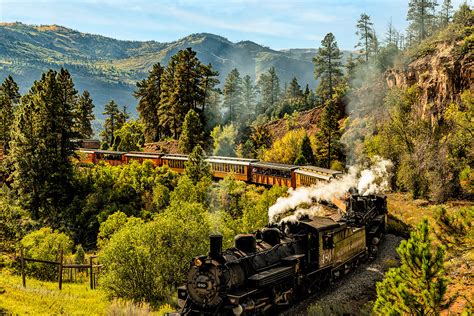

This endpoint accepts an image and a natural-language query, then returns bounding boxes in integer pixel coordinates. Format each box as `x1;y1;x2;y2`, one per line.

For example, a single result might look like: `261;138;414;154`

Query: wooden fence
19;248;102;290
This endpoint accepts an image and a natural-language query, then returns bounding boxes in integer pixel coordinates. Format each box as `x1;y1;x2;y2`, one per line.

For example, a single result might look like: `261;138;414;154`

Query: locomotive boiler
175;193;387;315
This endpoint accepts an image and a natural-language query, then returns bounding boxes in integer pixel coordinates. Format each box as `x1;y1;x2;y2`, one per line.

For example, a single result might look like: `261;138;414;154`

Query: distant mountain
0;22;351;118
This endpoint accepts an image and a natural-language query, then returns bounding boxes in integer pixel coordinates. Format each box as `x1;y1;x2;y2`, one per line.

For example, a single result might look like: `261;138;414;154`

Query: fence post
20;247;26;288
58;249;63;290
89;256;94;289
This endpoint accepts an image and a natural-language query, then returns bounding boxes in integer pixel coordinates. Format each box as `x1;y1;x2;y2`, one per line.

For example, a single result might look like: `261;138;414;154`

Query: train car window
323;234;334;249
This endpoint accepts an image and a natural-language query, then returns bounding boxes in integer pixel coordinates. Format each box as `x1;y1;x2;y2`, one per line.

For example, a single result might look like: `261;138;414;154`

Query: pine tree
74;90;95;139
298;134;315;165
256;67;280;116
287;77;303;98
407;0;438;42
355;13;377;62
453;3;473;26
385;18;398;47
101;100;121;148
179;109;204;154
0;76;21;152
315;99;340;168
159;58;177;139
374;219;452;315
313;33;344;101
199;63;219;112
438;0;453;26
223;68;243;123
9;69;77;220
241;75;256;122
185;144;211;184
135;63;163;143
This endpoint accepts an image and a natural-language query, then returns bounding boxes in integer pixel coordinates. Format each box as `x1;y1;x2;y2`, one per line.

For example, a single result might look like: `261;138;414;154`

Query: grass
0;271;108;315
0;271;167;315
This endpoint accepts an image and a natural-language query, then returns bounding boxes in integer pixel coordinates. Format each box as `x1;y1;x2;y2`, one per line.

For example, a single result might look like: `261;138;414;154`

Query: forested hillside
0;22;347;117
0;1;473;315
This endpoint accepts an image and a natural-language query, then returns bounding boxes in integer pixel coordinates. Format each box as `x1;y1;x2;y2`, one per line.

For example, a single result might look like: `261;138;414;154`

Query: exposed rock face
385;41;473;123
264;107;323;143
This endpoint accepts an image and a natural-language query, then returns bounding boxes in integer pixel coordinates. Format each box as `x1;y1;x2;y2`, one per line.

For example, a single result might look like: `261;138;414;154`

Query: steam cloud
268;156;393;224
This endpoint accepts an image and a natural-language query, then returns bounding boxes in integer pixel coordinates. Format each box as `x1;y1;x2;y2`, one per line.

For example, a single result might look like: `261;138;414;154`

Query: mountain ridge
0;22;346;117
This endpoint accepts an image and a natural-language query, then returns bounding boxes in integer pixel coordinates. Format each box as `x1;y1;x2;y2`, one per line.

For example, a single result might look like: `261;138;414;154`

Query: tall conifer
135;63;163;143
313;33;343;101
74;90;95;139
10;69;76;220
223;68;243;123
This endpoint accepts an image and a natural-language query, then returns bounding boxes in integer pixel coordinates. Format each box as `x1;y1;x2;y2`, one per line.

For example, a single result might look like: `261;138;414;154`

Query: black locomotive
175;193;387;315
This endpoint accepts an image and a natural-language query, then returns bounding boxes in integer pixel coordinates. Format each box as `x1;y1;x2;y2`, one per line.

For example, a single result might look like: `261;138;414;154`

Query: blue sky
0;0;470;50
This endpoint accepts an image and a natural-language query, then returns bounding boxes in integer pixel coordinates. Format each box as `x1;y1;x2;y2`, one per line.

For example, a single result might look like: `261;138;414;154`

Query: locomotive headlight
194;258;202;267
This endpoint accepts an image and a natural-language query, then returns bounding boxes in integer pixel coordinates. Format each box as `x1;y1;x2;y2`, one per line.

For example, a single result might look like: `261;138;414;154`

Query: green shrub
100;201;210;304
97;211;143;249
20;227;73;281
74;244;85;264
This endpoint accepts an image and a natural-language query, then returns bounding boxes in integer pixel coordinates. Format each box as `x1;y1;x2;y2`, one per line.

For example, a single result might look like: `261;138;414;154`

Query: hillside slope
0;23;327;117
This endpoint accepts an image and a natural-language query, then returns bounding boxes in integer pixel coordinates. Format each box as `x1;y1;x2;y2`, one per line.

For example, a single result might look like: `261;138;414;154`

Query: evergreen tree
185;144;211;184
407;0;438;42
439;0;453;26
241;75;256;122
385;18;398;47
355;13;377;62
313;33;344;101
256;67;280;116
157;48;216;139
374;219;452;315
9;69;77;220
74;90;95;139
179;109;204;154
0;76;21;152
453;3;473;26
135;63;163;143
315;99;340;168
297;134;315;165
101;100;121;148
199;63;220;112
287;77;303;98
159;58;177;139
223;68;243;123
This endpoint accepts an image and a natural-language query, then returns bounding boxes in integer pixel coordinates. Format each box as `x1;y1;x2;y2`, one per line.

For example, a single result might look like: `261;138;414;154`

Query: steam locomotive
174;193;387;315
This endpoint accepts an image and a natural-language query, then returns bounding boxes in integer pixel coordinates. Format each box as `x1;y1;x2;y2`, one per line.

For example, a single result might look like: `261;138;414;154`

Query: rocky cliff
385;37;473;123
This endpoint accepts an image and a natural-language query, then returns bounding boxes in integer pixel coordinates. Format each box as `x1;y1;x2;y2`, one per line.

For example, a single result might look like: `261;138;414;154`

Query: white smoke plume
268;156;393;223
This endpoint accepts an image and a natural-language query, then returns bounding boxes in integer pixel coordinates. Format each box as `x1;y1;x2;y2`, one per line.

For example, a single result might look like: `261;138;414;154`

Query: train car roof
207;156;258;166
161;154;189;161
294;169;333;181
89;150;127;155
78;148;95;153
125;153;162;158
209;156;258;162
298;216;346;232
298;166;343;176
250;161;298;171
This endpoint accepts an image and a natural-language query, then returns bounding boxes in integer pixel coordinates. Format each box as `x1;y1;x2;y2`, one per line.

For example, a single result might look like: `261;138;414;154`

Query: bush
262;129;316;164
97;211;143;249
20;227;73;281
100;201;210;304
74;244;85;264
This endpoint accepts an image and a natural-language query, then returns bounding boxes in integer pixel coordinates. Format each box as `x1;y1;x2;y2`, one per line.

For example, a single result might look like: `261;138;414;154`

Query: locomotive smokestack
209;234;223;258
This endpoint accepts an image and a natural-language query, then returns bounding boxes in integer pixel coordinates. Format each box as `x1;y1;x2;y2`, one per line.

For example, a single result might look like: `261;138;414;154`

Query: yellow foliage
261;129;316;164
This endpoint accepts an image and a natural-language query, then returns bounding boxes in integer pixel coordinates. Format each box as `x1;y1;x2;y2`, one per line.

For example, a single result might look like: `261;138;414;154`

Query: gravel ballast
279;234;404;315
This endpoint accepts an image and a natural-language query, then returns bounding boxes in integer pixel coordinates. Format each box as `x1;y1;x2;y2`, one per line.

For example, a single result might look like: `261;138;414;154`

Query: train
77;148;343;189
173;192;388;315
